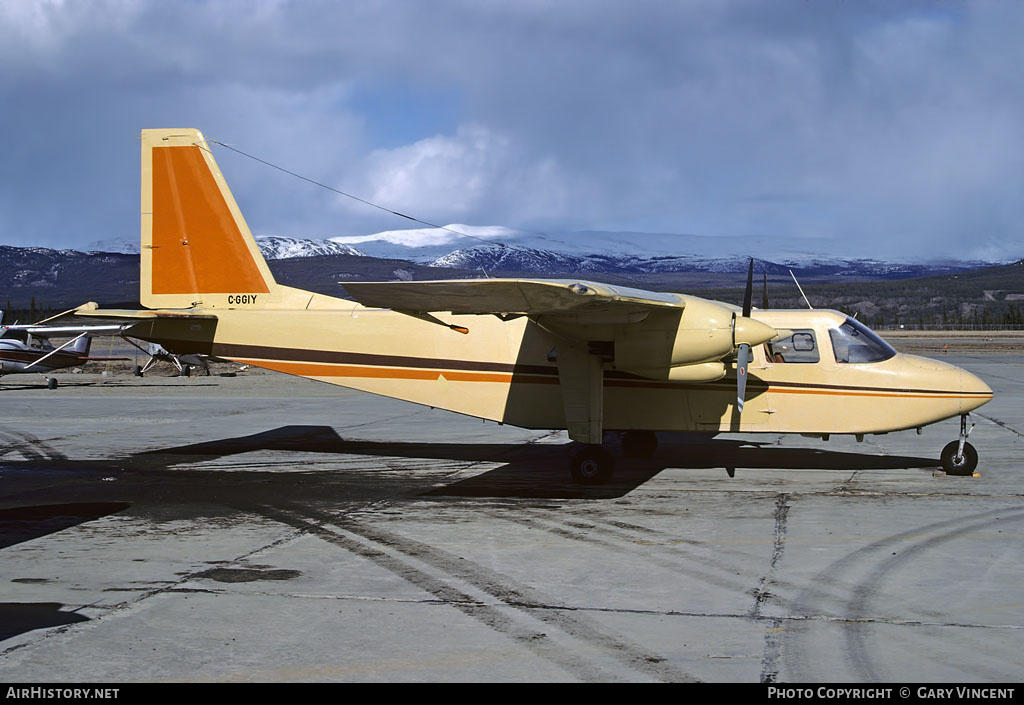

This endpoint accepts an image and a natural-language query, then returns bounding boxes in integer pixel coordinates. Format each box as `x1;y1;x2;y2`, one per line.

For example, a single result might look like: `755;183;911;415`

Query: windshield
828;317;897;364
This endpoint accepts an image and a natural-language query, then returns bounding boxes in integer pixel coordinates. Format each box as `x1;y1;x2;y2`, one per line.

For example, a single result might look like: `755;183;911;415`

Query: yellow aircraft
77;128;993;482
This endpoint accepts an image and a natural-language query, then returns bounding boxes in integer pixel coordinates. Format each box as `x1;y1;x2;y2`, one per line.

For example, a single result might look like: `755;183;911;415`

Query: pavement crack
755;493;791;684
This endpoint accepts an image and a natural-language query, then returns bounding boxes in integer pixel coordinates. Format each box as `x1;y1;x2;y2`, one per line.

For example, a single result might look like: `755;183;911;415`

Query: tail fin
69;335;92;356
141;129;279;309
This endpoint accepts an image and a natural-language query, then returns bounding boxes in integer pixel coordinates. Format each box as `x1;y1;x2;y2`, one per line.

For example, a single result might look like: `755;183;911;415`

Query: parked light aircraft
72;128;993;481
0;316;125;388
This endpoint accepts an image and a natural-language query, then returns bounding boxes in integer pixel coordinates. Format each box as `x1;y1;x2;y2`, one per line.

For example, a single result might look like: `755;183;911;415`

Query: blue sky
1;0;1022;261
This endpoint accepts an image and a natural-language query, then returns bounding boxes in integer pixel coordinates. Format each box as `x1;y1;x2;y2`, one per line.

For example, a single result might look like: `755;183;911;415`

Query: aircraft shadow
0;381;220;391
0;603;90;642
0;502;121;640
0;426;942;519
139;425;940;500
0;502;131;550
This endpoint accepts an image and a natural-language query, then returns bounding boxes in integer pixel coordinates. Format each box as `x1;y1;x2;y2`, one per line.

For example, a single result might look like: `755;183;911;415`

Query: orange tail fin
141;129;279;309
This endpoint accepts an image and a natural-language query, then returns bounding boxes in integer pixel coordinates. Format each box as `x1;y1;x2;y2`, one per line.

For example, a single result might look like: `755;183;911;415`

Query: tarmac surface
0;352;1021;683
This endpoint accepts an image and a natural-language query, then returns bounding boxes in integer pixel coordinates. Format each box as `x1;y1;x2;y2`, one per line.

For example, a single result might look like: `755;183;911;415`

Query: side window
766;329;820;364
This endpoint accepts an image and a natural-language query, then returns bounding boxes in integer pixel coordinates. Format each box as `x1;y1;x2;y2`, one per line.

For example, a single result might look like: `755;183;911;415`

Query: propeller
735;258;755;413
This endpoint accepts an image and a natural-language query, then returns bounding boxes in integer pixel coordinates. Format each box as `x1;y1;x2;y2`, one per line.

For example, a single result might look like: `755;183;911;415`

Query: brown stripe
0;351;84;365
209;341;557;376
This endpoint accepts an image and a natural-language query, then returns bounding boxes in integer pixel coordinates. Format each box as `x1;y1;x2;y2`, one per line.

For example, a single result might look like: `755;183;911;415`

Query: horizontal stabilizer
73;303;217;322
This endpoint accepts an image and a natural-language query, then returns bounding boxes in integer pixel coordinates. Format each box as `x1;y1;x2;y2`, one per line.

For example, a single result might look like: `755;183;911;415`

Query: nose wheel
941;414;978;476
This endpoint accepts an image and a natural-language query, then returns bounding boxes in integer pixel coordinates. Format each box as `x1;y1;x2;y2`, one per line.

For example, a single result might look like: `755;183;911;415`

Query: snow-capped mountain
77;225;1007;276
82;235;364;260
87;237;140;254
430;244;984;277
254;236;364;259
333;225;1000;277
332;225;859;264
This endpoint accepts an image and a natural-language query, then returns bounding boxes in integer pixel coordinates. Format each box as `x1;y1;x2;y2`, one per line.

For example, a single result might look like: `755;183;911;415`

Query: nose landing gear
941;414;978;476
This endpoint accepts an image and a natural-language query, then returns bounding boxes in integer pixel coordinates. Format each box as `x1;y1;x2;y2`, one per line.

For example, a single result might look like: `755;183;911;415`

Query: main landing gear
569;430;659;485
940;414;978;476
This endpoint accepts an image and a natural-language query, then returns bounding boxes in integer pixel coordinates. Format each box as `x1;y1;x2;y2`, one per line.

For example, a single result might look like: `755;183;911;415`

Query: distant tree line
2;298;58;325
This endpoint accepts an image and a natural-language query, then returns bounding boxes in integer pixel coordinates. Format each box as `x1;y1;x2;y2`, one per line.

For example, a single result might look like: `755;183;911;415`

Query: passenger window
766;329;820;363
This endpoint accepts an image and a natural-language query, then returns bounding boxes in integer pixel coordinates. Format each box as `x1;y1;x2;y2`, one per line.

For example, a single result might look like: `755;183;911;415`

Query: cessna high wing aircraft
75;128;993;482
0;316;125;388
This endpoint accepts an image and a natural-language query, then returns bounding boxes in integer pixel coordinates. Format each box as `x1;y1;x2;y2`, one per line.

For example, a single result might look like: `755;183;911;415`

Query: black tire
621;430;658;459
47;377;58;390
570;446;615;485
941;440;978;476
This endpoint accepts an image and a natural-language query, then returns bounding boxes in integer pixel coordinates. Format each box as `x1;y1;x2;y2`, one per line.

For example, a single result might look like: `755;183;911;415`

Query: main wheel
941;440;978;476
570;446;615;485
621;430;658;459
47;378;58;390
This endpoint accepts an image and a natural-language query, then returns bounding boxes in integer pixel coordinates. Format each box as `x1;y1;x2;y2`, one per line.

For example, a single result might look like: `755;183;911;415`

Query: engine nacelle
624;361;727;382
614;297;776;374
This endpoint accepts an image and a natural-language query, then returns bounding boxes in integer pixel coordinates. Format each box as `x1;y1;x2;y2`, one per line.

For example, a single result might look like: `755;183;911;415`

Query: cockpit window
766;329;819;363
828;317;897;364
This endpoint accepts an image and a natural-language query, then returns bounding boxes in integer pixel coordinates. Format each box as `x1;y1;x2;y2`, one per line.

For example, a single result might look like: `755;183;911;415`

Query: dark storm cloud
1;0;1022;259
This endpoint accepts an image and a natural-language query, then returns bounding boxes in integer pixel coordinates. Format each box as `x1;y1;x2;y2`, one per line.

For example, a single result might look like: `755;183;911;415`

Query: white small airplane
72;128;992;481
0;315;126;388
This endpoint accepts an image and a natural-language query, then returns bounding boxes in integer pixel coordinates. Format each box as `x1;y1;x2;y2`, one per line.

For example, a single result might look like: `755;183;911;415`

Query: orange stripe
151;146;270;295
236;359;560;384
768;387;992;400
249;360;440;380
234;357;992;398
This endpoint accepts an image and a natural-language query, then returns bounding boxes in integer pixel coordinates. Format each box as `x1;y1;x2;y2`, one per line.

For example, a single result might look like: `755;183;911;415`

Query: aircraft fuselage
126;302;992;438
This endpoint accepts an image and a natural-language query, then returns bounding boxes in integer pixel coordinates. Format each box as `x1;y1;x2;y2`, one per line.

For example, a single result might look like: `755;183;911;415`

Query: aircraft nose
958;367;993;413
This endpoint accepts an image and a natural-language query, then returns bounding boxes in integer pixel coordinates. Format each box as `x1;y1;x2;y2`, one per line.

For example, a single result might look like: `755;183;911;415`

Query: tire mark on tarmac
505;502;870;622
261;502;697;683
504;500;1007;680
842;508;1024;682
571;498;999;627
493;508;760;602
781;506;1024;682
498;499;796;683
0;428;68;461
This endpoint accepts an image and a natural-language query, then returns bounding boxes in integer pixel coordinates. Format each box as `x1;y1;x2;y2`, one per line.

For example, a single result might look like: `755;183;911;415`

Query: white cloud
1;0;1023;259
336;124;573;229
333;224;519;248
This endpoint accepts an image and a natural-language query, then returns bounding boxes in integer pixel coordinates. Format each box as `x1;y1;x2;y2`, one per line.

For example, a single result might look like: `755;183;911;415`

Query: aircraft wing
341;279;686;317
8;323;127;338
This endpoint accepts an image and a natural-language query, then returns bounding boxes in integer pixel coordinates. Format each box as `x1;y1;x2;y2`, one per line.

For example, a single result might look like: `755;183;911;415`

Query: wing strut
22;333;88;371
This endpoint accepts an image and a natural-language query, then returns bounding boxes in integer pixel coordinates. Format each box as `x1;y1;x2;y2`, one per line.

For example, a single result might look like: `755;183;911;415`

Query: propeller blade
736;342;751;413
762;271;769;309
742;258;754;318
